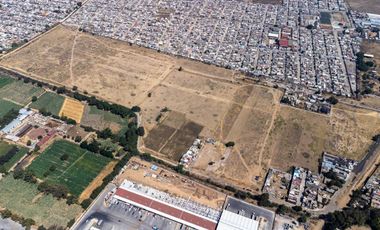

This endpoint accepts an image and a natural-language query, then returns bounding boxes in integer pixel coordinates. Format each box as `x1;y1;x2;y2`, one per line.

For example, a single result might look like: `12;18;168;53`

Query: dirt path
258;98;280;169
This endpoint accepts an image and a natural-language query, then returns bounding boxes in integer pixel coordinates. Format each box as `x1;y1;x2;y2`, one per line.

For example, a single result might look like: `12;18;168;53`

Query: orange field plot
59;98;84;123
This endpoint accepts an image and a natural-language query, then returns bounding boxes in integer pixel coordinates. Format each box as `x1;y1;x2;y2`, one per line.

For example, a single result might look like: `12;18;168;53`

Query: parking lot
74;184;194;230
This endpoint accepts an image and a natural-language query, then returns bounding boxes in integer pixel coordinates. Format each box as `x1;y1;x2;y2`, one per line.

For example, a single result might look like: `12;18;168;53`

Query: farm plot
0;80;44;106
28;140;111;196
0;175;82;228
0;99;21;118
81;105;129;135
59;98;84;123
143;111;204;162
0;141;28;171
30;92;65;116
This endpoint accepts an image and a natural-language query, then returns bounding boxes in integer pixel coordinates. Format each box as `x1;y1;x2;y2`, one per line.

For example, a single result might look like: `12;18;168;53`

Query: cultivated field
0;80;44;106
0;99;21;118
30;91;65;116
59;97;84;123
347;0;380;14
3;25;380;191
28;140;111;196
0;175;82;228
0;141;28;171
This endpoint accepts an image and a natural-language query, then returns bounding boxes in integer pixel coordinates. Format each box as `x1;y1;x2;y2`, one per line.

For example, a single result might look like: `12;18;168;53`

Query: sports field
59;98;84;123
30;91;65;116
0;80;44;106
28;140;111;196
0;175;82;228
0;141;28;171
0;99;21;118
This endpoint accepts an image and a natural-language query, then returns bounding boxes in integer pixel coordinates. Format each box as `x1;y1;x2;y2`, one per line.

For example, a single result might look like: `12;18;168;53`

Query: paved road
225;197;275;230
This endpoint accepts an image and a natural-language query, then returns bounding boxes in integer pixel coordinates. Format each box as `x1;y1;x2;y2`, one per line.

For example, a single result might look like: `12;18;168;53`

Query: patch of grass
28;140;111;196
0;175;82;227
83;106;129;136
0;141;29;171
30;92;65;116
0;76;15;89
0;80;44;105
0;99;21;118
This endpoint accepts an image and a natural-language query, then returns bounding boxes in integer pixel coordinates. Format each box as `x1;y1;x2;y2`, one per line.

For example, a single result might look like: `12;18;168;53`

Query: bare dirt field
116;157;226;210
2;25;380;192
347;0;380;14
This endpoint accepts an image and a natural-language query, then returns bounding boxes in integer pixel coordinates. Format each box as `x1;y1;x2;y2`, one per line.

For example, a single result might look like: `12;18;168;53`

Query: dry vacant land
347;0;380;14
2;25;380;191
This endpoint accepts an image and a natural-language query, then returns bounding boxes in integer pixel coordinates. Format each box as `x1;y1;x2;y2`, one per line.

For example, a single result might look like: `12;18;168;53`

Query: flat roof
114;188;218;230
217;210;259;230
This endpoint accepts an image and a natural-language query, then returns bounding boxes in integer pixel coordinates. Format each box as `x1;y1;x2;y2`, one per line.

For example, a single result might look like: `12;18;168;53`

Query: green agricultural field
0;99;21;118
0;175;82;228
0;141;29;171
81;105;129;136
28;140;111;196
30;91;65;116
0;76;15;89
0;80;44;105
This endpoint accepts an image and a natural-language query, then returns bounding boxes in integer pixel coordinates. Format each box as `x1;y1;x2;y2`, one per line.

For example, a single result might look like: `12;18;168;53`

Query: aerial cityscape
0;0;380;229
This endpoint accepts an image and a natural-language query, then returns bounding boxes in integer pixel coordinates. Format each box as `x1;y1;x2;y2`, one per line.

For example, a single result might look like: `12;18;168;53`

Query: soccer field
28;140;111;196
30;91;65;116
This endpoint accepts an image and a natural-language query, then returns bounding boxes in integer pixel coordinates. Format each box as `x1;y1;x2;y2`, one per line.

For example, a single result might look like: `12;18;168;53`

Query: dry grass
2;25;380;192
59;97;84;123
347;0;380;14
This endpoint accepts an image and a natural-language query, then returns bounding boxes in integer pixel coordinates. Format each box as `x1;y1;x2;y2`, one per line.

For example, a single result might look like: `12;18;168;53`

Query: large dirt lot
347;0;380;14
2;25;380;192
361;40;380;73
116;157;226;210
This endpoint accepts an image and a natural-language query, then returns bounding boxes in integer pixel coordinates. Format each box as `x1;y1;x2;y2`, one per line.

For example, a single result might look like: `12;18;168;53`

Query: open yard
0;141;28;171
30;91;65;116
3;24;380;191
27;140;111;196
0;175;82;228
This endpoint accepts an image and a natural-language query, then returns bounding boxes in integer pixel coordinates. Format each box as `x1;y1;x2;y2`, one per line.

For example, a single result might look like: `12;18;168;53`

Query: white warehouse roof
216;210;259;230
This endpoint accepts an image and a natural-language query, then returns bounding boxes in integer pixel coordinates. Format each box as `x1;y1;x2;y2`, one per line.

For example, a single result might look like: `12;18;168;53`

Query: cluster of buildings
352;12;380;40
64;0;362;111
180;138;202;167
110;179;275;230
0;107;71;150
0;0;79;52
355;166;380;209
263;152;357;211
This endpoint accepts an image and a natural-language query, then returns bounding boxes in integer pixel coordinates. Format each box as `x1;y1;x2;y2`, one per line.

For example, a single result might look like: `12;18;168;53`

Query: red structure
115;188;218;230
